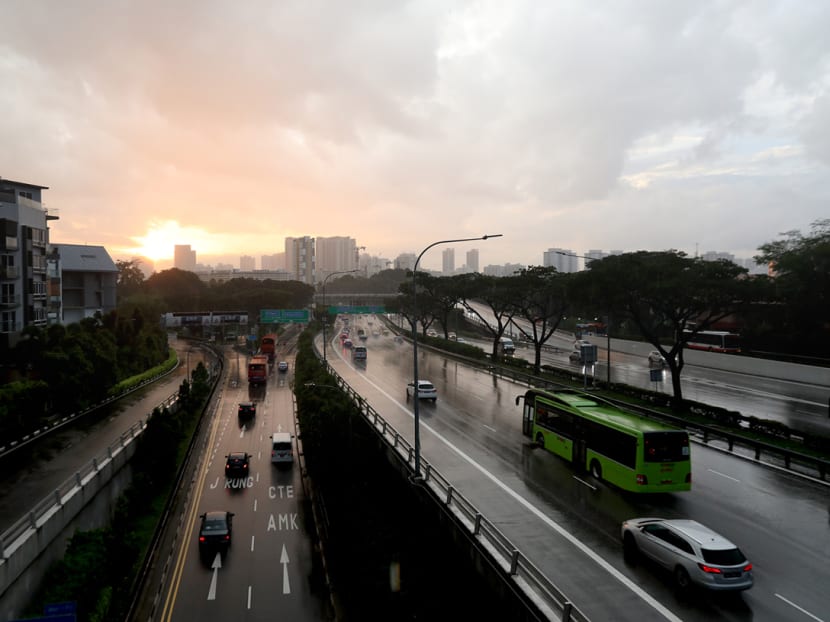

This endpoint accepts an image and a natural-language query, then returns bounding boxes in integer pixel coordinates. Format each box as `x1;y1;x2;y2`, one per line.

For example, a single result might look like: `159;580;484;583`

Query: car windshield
203;518;226;531
701;547;746;566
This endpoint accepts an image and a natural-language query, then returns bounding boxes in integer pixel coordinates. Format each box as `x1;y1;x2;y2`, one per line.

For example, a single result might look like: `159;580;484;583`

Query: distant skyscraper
466;249;479;273
542;248;577;273
285;236;315;284
174;245;197;271
316;236;358;277
395;253;417;272
442;248;455;274
240;255;255;271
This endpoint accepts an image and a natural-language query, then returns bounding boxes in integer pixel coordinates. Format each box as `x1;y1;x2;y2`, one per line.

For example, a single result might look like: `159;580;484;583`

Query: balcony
1;294;21;307
1;236;19;251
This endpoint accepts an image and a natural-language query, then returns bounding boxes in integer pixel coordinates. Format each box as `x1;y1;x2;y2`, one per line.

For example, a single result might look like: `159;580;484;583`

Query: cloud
1;0;828;270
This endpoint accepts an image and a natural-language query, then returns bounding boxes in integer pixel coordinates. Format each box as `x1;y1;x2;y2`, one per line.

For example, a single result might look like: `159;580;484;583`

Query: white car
621;517;753;591
406;380;437;402
277;361;289;372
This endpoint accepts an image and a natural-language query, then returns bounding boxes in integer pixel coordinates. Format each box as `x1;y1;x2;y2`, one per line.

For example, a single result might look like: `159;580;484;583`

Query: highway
325;316;830;622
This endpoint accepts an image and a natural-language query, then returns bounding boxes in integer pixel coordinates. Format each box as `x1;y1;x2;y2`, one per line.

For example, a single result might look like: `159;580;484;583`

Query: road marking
207;552;221;600
251;535;255;551
707;468;741;483
775;594;825;622
572;476;597;490
247;585;252;609
281;544;291;594
482;424;497;432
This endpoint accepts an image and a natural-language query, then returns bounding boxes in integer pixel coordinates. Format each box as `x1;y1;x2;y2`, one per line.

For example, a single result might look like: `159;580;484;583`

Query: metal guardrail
322;367;591;622
0;392;178;561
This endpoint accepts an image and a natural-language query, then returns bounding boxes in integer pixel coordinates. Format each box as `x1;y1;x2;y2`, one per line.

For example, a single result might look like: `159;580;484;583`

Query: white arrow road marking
280;544;291;594
207;552;222;600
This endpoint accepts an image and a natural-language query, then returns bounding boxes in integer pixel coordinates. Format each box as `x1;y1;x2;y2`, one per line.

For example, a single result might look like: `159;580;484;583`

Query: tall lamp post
411;234;502;478
321;269;359;363
557;251;611;383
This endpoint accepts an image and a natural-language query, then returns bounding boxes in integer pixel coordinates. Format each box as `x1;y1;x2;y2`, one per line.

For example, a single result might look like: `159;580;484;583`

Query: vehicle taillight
224;535;231;541
199;536;206;543
636;474;648;485
698;563;722;574
743;563;752;572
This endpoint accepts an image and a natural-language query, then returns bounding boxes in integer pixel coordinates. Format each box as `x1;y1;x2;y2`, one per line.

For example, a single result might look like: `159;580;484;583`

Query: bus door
572;420;587;469
522;402;534;437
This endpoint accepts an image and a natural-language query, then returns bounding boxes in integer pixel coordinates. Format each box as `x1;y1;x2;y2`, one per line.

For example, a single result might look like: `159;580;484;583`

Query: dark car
238;402;256;419
225;452;250;478
198;510;234;557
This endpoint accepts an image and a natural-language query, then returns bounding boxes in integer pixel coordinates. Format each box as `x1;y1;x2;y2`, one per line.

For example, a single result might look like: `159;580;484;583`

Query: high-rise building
0;177;57;349
395;253;417;272
542;248;578;273
240;255;255;271
285;236;315;284
174;245;197;271
442;248;455;275
466;249;479;273
316;236;358;279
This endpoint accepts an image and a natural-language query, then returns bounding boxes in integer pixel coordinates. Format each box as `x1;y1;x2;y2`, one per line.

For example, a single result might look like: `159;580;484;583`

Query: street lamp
556;251;611;383
321;270;360;362
411;234;502;478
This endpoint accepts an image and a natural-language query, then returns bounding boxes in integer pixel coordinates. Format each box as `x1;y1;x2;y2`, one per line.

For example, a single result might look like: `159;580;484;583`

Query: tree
510;267;571;374
754;219;830;353
115;259;146;301
458;274;520;360
575;251;757;406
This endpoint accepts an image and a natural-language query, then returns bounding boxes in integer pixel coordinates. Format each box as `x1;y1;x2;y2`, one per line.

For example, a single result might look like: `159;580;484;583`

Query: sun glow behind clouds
126;220;215;261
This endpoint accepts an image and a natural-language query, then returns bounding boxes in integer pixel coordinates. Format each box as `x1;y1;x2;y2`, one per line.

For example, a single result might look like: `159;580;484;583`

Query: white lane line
707;468;741;483
573;476;597;491
347;368;683;622
247;585;252;609
251;535;255;552
482;424;497;432
775;594;825;622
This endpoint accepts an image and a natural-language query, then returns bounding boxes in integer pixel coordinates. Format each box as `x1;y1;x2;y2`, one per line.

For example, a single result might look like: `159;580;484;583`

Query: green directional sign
260;309;310;323
328;305;386;314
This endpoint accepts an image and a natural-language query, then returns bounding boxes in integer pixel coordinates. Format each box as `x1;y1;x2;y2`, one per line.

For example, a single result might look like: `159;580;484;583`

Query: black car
238;402;256;419
225;452;250;478
198;510;234;557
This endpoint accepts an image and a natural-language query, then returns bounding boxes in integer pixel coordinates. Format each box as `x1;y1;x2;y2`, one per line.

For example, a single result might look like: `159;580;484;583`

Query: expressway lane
159;351;329;622
324;318;830;622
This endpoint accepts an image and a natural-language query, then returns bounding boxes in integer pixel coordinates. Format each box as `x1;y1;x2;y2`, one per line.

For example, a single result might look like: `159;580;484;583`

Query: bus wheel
590;460;602;480
535;433;544;447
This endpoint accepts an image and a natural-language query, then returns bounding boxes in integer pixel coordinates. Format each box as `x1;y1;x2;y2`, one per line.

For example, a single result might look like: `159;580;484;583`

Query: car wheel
432;398;437;403
623;533;639;562
590;460;602;480
674;566;692;590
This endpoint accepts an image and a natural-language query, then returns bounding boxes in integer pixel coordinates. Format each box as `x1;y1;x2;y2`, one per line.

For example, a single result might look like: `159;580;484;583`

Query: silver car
621;517;753;591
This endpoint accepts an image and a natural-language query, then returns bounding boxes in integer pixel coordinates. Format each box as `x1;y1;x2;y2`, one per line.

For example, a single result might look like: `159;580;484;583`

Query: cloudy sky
2;0;828;271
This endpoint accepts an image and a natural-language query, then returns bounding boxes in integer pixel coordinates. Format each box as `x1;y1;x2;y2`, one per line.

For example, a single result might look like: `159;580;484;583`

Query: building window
1;310;16;332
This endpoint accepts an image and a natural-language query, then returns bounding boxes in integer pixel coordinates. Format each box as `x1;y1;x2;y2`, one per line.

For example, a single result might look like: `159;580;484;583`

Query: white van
271;432;294;465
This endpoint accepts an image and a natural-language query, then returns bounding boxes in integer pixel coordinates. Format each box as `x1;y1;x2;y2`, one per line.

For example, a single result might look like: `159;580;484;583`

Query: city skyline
2;3;827;272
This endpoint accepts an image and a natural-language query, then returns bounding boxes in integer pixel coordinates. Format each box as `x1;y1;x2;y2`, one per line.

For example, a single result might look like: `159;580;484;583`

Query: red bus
682;330;741;353
247;354;269;385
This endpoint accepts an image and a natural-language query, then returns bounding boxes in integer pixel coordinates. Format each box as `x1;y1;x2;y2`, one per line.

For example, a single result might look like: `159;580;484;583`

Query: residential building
240;255;256;271
466;249;479;273
542;248;578;273
442;248;455;275
174;245;197;271
394;253;417;272
316;236;358;279
195;269;291;284
482;263;524;277
0;177;56;350
48;244;117;325
285;236;315;284
261;253;283;271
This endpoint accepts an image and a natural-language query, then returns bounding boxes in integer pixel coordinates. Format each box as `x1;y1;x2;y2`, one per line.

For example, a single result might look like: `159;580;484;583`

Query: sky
2;1;829;272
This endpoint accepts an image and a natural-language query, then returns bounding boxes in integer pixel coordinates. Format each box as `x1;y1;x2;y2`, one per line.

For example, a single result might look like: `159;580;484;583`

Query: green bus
517;388;691;493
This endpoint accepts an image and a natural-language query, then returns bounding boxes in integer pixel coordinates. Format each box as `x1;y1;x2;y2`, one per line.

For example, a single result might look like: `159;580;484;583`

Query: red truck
260;334;277;363
247;354;269;385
